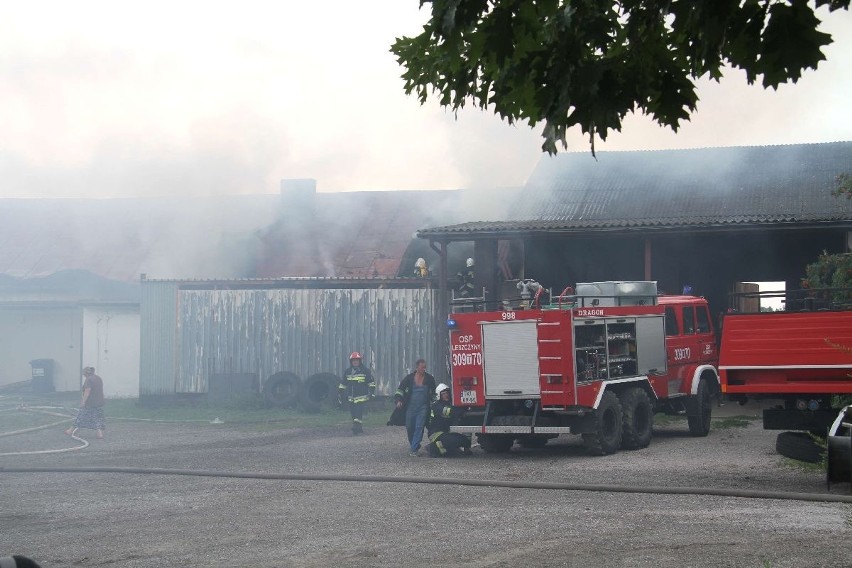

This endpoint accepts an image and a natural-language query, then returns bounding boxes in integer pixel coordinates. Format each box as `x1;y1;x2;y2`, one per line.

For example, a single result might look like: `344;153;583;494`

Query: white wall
0;307;83;392
81;306;140;398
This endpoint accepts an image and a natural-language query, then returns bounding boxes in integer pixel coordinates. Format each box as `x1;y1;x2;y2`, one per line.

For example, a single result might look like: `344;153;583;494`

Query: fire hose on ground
4;405;852;504
0;407;88;455
1;465;852;504
0;405;230;457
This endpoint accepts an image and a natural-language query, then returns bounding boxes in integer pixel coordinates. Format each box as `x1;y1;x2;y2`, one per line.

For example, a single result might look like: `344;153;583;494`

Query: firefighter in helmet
425;383;472;457
414;257;430;278
456;257;475;298
338;351;376;434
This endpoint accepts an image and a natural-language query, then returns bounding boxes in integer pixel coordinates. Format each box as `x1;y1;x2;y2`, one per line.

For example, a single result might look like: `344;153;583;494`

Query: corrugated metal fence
141;283;437;396
140;280;178;396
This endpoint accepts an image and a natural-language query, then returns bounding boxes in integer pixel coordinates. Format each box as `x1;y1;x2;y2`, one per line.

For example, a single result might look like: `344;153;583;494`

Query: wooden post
644;237;652;281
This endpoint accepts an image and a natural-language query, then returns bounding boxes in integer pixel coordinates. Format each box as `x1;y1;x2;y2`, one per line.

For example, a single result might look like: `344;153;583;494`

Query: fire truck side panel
448;312;486;408
719;310;852;395
635;316;667;375
481;319;541;398
571;308;666;408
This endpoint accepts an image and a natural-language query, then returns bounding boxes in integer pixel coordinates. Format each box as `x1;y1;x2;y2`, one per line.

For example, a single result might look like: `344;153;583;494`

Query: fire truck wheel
775;431;824;464
582;390;623;456
262;372;302;408
687;379;712;437
620;387;653;450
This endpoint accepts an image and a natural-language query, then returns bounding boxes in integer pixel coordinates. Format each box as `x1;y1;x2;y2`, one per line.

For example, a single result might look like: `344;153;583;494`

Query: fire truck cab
447;281;720;455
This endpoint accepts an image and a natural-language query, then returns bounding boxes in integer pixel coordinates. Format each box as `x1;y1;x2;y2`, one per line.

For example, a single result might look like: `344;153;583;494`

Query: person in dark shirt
64;366;105;439
392;359;436;456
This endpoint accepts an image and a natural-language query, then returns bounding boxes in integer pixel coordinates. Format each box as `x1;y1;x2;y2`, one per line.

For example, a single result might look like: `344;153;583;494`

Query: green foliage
392;0;849;154
833;173;852;199
712;416;754;429
803;251;852;306
831;394;852;409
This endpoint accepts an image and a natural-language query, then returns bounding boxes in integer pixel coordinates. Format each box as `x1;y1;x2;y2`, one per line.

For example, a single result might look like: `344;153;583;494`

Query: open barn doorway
741;281;786;312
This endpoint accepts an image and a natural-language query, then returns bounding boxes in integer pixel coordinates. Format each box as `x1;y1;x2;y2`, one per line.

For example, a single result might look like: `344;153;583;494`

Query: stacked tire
300;373;340;414
262;372;301;408
262;371;343;413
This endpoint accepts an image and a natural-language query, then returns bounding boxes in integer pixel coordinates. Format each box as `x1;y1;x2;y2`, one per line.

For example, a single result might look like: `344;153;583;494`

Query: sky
0;2;850;199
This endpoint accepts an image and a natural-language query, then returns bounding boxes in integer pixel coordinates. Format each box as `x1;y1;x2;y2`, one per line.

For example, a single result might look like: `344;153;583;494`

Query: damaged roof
419;142;852;238
254;190;468;279
0;188;491;284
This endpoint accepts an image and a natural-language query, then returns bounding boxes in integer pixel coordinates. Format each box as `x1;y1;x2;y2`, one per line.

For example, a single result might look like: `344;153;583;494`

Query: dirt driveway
1;402;851;568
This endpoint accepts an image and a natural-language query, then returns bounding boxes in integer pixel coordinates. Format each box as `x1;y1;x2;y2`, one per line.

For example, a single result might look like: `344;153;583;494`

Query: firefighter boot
352;419;363;435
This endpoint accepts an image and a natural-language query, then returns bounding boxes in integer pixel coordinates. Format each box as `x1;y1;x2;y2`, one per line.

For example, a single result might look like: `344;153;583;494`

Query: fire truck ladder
534;317;573;434
538;320;563;387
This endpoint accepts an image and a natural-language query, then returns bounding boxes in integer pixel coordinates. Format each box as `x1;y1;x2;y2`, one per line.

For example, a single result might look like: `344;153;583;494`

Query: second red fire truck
447;281;720;455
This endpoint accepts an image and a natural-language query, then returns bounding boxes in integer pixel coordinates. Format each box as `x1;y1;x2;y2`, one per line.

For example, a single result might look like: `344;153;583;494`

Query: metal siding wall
174;288;435;396
140;281;179;395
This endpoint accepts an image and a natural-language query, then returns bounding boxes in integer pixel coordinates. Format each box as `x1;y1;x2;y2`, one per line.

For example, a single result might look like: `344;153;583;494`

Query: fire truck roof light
447;319;458;329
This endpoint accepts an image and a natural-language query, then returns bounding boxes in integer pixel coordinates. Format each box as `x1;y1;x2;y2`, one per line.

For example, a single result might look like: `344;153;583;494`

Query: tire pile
261;372;340;413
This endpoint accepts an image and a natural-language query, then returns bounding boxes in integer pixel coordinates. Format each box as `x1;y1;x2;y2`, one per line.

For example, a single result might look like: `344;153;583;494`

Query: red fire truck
447;281;720;455
719;287;852;434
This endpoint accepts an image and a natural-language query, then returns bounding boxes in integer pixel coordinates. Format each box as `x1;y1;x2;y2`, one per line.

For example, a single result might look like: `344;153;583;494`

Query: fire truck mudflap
448;281;720;456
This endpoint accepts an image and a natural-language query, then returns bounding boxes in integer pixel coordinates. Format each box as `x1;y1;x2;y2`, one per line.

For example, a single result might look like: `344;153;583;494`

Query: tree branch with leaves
392;0;850;155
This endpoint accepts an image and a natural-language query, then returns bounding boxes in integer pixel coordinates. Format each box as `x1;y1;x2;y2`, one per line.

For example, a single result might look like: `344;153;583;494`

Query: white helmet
435;383;450;395
466;257;474;268
415;258;426;268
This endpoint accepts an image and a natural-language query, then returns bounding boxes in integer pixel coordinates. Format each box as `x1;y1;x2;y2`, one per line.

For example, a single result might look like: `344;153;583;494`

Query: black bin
29;359;55;393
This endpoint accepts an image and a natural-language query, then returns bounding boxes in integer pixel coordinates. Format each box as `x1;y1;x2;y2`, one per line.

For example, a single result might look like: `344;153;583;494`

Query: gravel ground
1;401;851;568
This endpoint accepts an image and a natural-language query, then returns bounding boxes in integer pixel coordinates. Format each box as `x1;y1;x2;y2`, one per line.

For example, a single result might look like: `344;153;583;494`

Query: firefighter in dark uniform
456;257;475;298
339;352;376;434
425;383;472;457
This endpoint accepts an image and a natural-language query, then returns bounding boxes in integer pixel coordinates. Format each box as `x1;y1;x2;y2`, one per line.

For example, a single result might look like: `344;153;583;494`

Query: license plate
460;390;477;405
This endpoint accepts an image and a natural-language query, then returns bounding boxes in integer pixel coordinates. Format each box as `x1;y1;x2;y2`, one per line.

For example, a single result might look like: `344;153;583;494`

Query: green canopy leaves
392;0;849;155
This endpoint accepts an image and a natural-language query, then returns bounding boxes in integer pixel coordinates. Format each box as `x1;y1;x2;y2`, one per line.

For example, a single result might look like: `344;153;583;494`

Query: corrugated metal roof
420;142;852;237
0;270;140;303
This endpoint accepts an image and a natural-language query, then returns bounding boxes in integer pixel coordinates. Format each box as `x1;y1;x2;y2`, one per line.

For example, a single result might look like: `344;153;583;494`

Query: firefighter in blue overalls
339;352;376;434
425;383;472;457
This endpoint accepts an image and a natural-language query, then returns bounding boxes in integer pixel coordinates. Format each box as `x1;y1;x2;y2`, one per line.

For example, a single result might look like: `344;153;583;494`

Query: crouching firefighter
339;352;376;434
425;383;472;457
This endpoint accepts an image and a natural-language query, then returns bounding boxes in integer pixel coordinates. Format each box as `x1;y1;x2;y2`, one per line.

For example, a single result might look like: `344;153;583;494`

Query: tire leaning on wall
262;372;302;408
300;373;341;413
